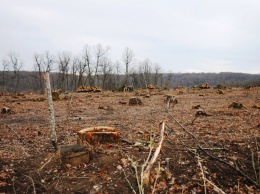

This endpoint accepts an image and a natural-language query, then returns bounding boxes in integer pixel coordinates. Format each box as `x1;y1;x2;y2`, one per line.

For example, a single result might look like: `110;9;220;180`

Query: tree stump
52;91;61;101
217;90;224;94
60;144;92;165
228;102;243;109
129;97;143;105
195;109;209;116
1;107;11;114
77;126;120;145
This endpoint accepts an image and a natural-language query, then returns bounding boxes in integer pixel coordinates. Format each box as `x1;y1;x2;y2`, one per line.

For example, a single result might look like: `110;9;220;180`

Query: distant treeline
0;71;259;93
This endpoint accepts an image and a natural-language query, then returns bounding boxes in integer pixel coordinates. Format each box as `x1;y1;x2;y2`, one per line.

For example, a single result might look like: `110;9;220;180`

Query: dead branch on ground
6;125;26;145
166;109;260;189
23;174;36;194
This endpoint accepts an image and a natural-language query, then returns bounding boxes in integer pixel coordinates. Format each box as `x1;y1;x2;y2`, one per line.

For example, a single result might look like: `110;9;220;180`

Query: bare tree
138;59;153;88
34;53;45;93
57;51;71;91
114;61;122;88
1;59;10;92
43;72;58;151
93;44;110;86
122;47;134;85
130;70;141;88
82;45;93;86
42;51;56;88
76;61;86;87
9;52;23;93
70;56;80;91
153;63;161;86
100;57;113;89
42;51;56;72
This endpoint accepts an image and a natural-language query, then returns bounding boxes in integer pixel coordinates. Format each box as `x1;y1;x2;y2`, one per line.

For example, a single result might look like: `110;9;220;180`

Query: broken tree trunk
44;72;58;152
142;121;165;189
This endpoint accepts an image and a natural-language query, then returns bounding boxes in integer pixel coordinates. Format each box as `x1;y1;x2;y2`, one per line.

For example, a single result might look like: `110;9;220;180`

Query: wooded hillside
0;71;259;93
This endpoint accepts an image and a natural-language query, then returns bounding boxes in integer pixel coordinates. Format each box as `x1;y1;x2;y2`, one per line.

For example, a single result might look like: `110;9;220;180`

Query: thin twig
151;162;161;194
123;168;137;194
200;146;260;188
167;109;260;189
128;157;143;194
144;122;165;172
252;148;258;183
197;156;207;194
255;135;260;184
191;116;198;124
204;177;226;194
12;179;16;194
37;154;53;174
6;125;26;145
23;174;36;194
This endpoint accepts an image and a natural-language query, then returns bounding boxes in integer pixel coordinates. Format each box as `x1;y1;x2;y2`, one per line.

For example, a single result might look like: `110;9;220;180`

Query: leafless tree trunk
42;51;56;89
77;60;86;87
1;59;9;92
165;71;173;88
122;47;134;85
138;59;152;88
153;63;161;86
93;44;110;86
9;52;23;93
57;51;71;91
130;70;140;88
42;51;55;72
34;53;45;94
71;56;80;91
100;57;112;89
82;45;93;86
114;61;122;88
43;71;58;152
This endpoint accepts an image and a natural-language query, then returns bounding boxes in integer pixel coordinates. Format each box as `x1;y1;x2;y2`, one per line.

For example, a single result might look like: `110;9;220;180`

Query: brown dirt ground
0;87;260;194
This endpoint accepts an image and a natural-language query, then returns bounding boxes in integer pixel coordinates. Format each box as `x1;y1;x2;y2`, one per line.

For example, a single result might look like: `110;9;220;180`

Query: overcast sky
0;0;260;73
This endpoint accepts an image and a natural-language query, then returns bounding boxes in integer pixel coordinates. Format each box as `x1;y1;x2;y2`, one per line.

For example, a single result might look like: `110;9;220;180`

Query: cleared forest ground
0;87;260;193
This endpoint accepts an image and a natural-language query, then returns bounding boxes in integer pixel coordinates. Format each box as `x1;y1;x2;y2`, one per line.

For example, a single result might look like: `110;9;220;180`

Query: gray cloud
0;0;260;73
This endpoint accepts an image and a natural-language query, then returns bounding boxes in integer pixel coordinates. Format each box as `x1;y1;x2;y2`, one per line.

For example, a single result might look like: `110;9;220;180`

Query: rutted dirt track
0;87;260;193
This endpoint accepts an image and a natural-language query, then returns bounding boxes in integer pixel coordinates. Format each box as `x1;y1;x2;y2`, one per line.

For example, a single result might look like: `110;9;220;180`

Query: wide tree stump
129;97;143;105
60;144;92;165
77;126;120;145
228;102;243;109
